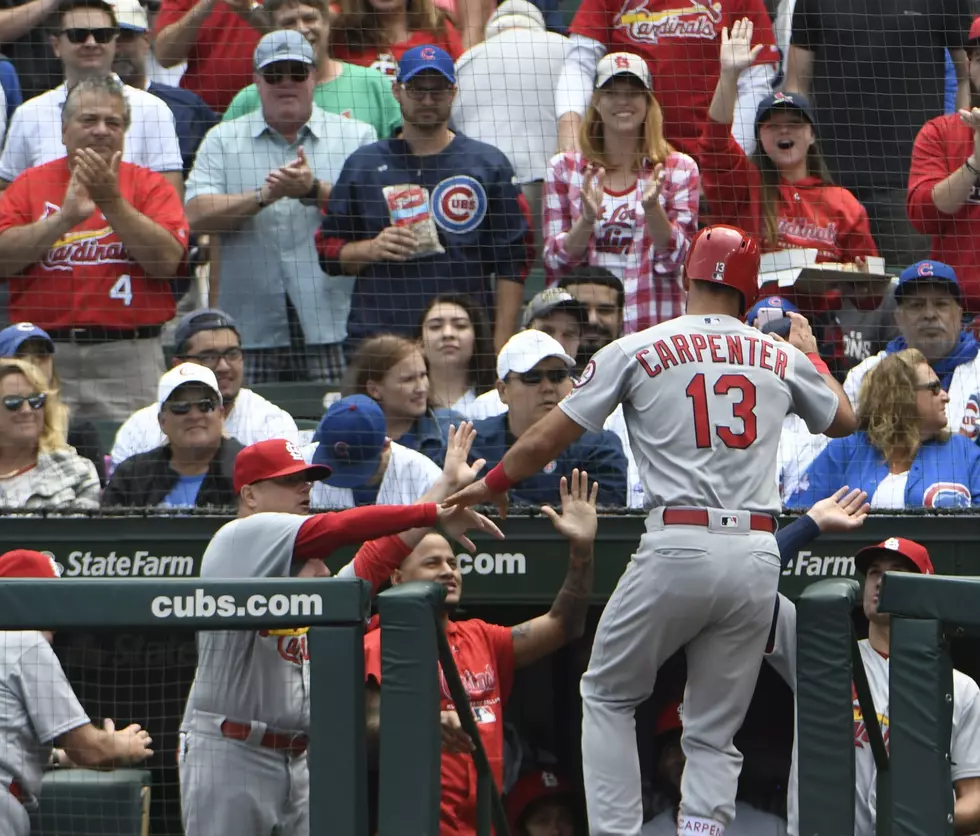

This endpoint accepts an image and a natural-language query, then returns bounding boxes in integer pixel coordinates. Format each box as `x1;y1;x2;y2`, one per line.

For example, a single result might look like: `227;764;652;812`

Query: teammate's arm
59;718;153;768
954;778;980;834
510;471;597;669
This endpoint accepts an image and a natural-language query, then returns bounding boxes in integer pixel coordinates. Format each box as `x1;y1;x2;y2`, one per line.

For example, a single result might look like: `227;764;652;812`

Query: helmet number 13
685;372;758;449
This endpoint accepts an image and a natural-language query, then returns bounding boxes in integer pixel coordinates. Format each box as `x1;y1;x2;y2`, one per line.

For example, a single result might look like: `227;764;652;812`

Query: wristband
484;463;516;494
806;352;831;376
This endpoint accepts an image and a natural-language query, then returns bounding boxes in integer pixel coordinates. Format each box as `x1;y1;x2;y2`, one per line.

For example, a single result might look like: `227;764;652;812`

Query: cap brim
506;351;577;376
398;65;455;83
257;55;315;70
853;546;920;576
596;70;649;90
260;461;333;485
311;444;380;489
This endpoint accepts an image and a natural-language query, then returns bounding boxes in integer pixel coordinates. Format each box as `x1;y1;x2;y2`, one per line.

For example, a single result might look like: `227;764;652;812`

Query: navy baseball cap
0;323;55;357
396;44;456;84
173;308;240;352
756;91;815;127
895;260;961;303
311;395;387;489
744;295;798;325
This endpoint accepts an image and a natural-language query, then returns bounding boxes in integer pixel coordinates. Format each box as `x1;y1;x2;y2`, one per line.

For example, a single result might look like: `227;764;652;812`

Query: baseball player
0;549;152;836
179;434;499;836
447;224;857;836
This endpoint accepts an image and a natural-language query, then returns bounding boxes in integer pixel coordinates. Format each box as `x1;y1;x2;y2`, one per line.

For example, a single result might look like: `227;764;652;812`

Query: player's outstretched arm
509;471;598;669
59;718;153;768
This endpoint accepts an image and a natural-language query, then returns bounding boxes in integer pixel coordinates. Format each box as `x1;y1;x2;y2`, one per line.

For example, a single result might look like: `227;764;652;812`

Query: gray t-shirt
559;315;839;515
182;513;358;733
0;632;88;803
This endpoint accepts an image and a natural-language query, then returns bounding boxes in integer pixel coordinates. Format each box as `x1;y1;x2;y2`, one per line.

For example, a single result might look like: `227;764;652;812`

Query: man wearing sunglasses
0;0;182;196
469;329;627;507
186;29;376;386
103;363;242;508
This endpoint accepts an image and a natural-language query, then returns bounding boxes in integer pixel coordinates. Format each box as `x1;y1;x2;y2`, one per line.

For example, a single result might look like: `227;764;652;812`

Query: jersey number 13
685;372;758;449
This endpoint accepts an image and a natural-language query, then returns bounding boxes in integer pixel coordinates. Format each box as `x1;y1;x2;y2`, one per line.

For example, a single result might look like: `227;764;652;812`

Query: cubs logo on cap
896;260;960;302
432;176;488;235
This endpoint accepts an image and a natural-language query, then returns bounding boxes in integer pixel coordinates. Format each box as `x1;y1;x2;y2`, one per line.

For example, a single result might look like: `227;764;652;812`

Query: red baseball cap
0;549;60;578
655;700;683;737
854;537;934;577
233;439;332;494
969;16;980;43
505;770;576;829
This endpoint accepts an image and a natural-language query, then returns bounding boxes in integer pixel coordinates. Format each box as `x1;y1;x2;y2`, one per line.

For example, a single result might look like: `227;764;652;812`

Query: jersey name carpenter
636;333;790;380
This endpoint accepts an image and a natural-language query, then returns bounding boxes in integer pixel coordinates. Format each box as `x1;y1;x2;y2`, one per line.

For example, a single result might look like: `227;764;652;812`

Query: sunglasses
61;27;118;44
261;62;312;84
3;393;46;412
179;347;244;369
916;380;943;396
400;83;454;101
512;369;571;386
165;398;218;415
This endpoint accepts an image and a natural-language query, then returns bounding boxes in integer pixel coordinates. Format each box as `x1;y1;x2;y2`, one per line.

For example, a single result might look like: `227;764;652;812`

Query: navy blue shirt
317;133;532;339
470;414;628;508
147;82;218;178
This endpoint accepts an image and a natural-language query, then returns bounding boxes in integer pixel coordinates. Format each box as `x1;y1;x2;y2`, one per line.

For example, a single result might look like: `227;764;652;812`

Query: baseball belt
662;508;776;533
219;720;309;756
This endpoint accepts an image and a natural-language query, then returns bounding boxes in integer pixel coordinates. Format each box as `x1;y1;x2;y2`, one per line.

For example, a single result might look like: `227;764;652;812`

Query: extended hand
435;503;504;552
806;486;870;534
441;423;486;493
72;148;121;205
719;17;764;77
444;478;510;519
540;469;599;547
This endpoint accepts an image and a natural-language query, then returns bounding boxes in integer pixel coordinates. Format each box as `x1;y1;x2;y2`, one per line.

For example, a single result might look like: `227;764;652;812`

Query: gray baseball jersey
559;314;840;514
0;631;89;802
182;513;359;733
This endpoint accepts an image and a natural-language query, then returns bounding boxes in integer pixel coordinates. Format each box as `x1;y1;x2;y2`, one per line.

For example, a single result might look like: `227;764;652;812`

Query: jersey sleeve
334;535;413;593
0;170;37;234
558;340;633;433
293;504;438;562
481;621;515;703
363;629;382;683
786;346;840;435
837;195;879;261
952;673;980;781
139;96;183;173
907;119;955;237
14;637;90;744
316;159;366;275
0;107;32;184
201;514;307;578
154;0;193;35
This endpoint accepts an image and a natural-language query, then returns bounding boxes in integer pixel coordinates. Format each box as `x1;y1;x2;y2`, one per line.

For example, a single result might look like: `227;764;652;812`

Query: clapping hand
72;148;121;205
265;147;315;201
719;17;764;77
640;163;667;211
580;164;606;224
61;167;96;227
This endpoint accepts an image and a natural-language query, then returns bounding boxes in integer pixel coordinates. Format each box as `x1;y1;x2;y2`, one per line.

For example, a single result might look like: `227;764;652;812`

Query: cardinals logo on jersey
39;200;127;270
260;626;310;665
852;683;889;751
615;0;722;44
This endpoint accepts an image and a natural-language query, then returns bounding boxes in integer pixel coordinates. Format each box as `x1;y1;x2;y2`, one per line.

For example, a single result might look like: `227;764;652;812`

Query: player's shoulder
209;512;305;542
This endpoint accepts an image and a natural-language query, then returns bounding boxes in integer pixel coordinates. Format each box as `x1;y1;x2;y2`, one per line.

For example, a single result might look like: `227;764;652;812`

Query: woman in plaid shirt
543;51;700;334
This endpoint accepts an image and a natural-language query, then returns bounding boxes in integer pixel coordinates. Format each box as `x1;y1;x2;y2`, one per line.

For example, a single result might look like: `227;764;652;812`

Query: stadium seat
34;769;151;836
249;382;342;419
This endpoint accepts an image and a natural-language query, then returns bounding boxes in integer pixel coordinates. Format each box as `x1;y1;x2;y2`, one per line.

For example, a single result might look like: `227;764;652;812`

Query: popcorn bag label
382;184;445;257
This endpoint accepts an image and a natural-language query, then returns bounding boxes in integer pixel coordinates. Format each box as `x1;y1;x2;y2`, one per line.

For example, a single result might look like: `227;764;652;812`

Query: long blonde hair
578;87;673;171
0;359;67;454
859;348;949;465
333;0;449;50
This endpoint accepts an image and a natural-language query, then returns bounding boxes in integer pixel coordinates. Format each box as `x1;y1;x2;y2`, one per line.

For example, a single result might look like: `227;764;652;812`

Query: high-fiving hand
540;469;599;548
441;423;486;494
719;17;764;78
806;487;870;534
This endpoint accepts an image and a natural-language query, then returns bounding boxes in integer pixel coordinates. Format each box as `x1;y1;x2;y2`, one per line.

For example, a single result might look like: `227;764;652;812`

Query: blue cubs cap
311;395;388;489
756;91;815;127
744;295;798;325
0;323;55;357
896;261;961;303
396;44;456;84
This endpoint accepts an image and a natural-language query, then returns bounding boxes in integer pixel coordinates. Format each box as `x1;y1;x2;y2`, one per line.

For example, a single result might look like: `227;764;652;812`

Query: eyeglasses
261;62;312;84
61;27;118;44
511;369;571;386
915;381;943;396
179;347;244;368
2;393;46;412
400;83;454;101
164;398;218;415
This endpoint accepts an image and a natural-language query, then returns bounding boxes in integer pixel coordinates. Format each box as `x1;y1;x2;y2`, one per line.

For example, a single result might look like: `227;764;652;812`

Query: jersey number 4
685;372;758;449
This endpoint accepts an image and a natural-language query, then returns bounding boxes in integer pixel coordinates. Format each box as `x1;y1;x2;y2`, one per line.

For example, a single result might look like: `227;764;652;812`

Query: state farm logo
53;549;195;577
781;550;855;578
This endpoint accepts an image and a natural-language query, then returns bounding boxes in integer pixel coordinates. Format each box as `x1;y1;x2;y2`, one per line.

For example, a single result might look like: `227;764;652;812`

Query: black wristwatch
299;180;320;207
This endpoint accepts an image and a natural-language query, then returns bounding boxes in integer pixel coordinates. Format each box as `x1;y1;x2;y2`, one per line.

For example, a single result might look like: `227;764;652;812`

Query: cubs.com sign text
457;552;526;576
151;589;323;620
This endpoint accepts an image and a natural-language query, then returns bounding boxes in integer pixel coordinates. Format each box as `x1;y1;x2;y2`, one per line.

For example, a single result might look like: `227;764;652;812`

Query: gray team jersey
559;315;839;515
182;513;358;733
0;631;88;802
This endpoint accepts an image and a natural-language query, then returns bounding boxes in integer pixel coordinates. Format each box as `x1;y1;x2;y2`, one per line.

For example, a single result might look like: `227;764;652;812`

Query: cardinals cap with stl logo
0;549;61;578
504;769;578;830
595;52;651;90
854;537;935;577
234;439;332;494
311;395;388;489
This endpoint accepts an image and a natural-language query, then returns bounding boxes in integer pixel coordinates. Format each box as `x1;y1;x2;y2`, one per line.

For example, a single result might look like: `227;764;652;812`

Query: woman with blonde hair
330;0;462;76
543;51;700;334
788;348;980;510
0;359;100;510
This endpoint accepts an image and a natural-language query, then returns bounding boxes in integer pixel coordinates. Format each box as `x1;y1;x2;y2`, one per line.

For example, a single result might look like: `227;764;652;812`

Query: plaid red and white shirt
542;150;700;333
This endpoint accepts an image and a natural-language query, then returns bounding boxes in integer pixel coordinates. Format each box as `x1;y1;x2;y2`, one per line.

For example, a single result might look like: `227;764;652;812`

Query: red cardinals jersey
698;120;879;263
908;114;980;313
364;617;514;836
0;158;188;329
330;25;463;77
570;0;779;156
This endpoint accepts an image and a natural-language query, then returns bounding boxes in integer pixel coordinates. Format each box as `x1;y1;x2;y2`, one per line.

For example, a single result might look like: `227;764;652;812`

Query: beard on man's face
575;325;615;369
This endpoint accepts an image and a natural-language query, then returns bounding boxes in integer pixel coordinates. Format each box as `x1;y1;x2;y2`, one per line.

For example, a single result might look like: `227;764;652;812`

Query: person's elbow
823;399;859;438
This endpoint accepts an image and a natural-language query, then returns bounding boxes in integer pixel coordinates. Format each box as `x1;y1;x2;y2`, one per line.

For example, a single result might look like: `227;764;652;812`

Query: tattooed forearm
550;541;594;641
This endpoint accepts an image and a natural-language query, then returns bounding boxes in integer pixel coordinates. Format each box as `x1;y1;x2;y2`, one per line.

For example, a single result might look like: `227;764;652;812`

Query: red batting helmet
685;224;761;313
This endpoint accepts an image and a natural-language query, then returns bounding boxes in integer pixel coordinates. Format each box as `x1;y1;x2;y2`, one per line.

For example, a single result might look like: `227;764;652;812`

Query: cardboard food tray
759;249;892;292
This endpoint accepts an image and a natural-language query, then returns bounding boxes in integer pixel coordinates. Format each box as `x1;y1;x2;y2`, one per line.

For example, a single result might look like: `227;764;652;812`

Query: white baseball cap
595;52;652;90
158;363;222;407
109;0;149;31
496;330;575;382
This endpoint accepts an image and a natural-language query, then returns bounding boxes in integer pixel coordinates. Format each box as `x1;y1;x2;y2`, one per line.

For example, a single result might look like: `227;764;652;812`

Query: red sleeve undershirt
293;504;437;565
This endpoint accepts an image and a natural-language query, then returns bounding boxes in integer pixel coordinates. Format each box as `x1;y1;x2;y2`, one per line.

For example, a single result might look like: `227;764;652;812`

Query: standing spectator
153;0;271;112
554;0;779;158
0;359;100;510
110;0;217;179
308;394;444;508
104;362;243;507
186;31;376;386
0;0;183;195
544;52;699;333
344;334;460;465
452;0;569;264
110;308;298;470
470;329;627;507
142;0;185;86
784;0;973;268
316;44;531;350
330;0;462;77
223;0;401;139
558;265;623;371
0;322;106;483
0;0;75;99
415;294;496;416
0;76;189;421
908;18;980;316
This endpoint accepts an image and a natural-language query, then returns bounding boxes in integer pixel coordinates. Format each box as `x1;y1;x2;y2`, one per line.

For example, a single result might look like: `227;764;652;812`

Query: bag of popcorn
382;184;445;258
